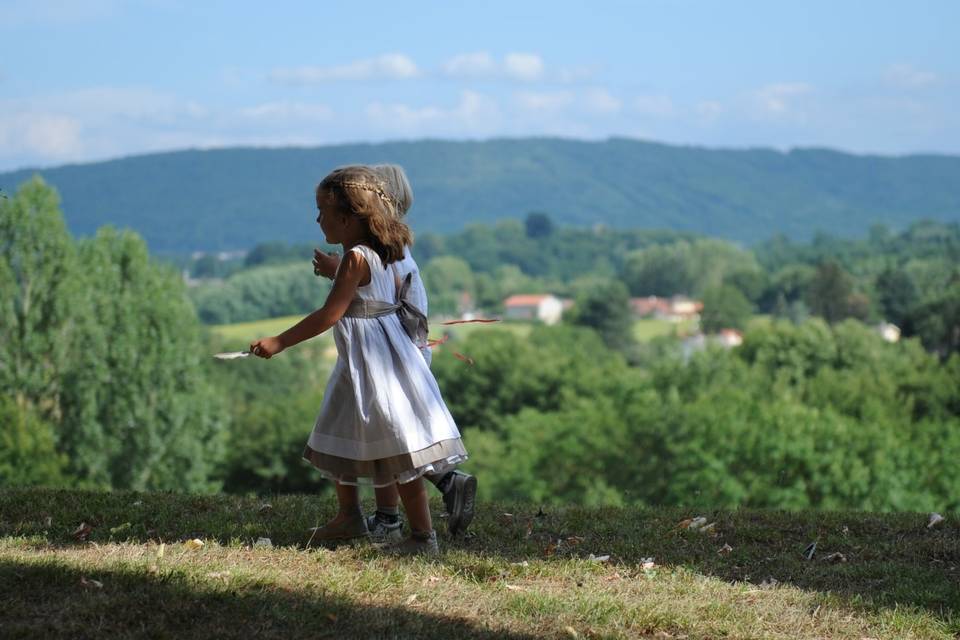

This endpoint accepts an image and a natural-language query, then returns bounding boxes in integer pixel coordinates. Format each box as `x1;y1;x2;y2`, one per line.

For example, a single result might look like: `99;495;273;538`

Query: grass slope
3;138;959;252
1;489;957;639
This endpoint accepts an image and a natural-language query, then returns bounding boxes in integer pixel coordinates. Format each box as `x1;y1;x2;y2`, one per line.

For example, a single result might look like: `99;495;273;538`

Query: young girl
313;164;477;540
250;165;467;555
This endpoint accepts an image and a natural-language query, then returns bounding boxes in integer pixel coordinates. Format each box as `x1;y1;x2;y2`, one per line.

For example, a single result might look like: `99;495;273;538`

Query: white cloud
751;83;813;119
583;88;622;115
270;54;419;84
441;51;549;82
365;90;500;135
239;102;333;122
633;95;675;118
0;113;83;157
696;101;723;123
442;52;497;77
885;64;938;89
503;53;544;81
515;90;574;112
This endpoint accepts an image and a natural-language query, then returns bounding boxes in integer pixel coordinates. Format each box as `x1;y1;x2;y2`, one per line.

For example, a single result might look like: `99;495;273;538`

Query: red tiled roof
504;294;553;307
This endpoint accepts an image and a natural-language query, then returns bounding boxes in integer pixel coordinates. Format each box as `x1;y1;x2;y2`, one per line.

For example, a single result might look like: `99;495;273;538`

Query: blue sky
1;0;957;171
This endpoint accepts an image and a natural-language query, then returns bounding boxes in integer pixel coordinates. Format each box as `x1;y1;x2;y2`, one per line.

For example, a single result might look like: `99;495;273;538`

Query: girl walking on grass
312;164;477;541
250;165;467;555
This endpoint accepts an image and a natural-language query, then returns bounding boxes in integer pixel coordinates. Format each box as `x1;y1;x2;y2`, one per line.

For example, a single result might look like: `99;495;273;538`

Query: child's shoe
306;511;369;546
442;471;477;536
366;512;404;543
384;529;439;557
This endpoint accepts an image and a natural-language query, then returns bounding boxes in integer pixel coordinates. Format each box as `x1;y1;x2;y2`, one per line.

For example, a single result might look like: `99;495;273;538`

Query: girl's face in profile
316;191;344;244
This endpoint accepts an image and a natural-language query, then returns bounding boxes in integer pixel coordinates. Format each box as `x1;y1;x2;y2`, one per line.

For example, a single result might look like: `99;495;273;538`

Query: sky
0;0;957;172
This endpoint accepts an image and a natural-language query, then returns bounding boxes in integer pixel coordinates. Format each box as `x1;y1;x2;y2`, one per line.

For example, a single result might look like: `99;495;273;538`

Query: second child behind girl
250;165;466;555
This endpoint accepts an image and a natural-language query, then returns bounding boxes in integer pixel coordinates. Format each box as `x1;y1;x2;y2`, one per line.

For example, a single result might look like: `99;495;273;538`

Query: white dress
303;244;466;486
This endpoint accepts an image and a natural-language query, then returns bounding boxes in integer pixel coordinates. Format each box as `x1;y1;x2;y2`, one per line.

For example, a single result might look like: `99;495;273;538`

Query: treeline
432;321;960;510
4;178;960;511
189;212;960;358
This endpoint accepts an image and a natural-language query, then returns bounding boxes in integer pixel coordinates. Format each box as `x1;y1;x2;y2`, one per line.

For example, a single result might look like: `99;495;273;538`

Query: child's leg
329;481;361;524
396;477;433;534
308;481;368;542
374;484;400;510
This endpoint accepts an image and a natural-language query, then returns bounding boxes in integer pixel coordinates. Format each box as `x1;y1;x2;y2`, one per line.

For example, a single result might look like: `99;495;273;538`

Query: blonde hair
317;165;413;265
372;164;413;218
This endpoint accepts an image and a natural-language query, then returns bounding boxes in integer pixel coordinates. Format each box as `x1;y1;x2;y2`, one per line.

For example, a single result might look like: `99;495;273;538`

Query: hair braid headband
336;179;400;213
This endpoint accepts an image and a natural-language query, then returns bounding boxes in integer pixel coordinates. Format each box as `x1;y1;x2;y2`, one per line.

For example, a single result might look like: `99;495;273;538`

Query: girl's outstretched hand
313;249;340;279
250;336;284;359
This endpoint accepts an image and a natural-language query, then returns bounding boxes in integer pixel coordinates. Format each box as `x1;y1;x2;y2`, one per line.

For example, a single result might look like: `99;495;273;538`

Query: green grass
632;318;699;342
2;490;957;639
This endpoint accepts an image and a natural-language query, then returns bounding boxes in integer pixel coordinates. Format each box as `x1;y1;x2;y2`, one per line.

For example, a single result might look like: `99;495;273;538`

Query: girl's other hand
250;336;284;359
313;249;340;279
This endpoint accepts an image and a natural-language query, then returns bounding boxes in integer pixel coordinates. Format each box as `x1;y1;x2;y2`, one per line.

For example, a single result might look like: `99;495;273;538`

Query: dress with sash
302;244;467;486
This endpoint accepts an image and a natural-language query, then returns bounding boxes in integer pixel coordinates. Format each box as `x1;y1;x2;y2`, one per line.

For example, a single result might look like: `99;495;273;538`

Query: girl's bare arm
250;251;368;357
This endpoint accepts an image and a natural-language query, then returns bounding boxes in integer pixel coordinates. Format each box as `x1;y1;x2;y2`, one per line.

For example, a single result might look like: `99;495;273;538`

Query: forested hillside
2;138;959;252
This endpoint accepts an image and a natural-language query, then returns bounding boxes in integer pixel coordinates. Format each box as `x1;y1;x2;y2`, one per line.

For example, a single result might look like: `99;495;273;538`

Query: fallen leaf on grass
928;513;945;529
587;553;610;563
511;561;530;567
326;613;338;623
254;537;272;548
427;575;442;583
258;503;273;515
678;517;707;530
72;522;93;541
718;543;733;555
565;535;585;545
80;576;103;589
803;541;817;560
823;552;847;563
156;543;165;560
641;557;656;570
184;538;205;550
699;522;716;534
760;577;779;589
44;516;52;528
206;571;231;580
405;594;418;605
564;626;579;638
504;584;524;591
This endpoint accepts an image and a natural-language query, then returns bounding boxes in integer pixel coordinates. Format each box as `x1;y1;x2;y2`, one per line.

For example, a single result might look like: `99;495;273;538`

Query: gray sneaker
384;530;439;557
366;513;404;543
442;471;477;536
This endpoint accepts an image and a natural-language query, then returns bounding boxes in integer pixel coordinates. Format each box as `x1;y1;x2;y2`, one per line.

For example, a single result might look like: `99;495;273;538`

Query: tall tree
806;261;857;324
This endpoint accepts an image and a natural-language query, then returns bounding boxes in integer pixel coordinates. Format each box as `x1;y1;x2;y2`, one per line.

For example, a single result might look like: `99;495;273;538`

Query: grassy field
213;315;700;349
2;489;957;639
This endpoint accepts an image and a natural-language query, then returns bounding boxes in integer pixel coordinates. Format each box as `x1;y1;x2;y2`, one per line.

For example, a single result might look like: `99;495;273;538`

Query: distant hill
2;137;959;253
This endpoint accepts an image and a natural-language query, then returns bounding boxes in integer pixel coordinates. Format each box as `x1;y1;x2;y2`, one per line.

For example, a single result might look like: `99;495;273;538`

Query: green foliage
700;285;753;332
439;317;960;511
0;397;67;487
567;278;636;351
524;212;554;238
1;178;227;492
189;262;330;324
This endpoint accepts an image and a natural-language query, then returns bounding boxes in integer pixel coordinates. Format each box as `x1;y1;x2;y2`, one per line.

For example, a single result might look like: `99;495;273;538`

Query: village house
503;294;565;325
630;295;703;322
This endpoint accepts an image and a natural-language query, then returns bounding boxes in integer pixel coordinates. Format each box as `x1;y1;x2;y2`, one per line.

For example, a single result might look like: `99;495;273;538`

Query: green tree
422;256;475;316
806;261;858;323
0;397;67;486
700;284;753;332
568;279;636;351
525;212;555;239
0;177;84;421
